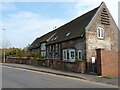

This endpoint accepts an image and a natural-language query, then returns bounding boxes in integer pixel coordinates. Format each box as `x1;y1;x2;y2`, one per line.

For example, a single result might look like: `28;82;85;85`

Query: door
96;49;102;75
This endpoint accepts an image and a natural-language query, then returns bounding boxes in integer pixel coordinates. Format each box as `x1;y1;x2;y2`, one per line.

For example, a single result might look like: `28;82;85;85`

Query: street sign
92;57;95;64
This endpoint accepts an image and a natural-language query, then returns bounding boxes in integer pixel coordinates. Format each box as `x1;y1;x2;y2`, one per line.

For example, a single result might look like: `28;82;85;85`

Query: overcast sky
0;0;119;48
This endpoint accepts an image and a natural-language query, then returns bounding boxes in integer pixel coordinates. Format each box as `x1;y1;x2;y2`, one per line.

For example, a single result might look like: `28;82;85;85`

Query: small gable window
54;36;58;40
51;38;54;41
97;27;104;39
66;32;71;36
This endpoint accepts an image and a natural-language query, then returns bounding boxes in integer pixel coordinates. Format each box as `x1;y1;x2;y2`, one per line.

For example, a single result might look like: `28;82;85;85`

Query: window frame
40;43;46;50
63;49;75;61
63;50;67;60
97;27;104;39
69;49;75;61
78;50;82;60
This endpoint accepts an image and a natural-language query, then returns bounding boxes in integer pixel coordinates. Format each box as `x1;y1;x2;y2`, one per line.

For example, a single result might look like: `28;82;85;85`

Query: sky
0;0;119;48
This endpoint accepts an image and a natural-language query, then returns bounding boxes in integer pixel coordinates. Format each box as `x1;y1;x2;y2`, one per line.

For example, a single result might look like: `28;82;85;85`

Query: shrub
27;52;44;59
2;48;43;60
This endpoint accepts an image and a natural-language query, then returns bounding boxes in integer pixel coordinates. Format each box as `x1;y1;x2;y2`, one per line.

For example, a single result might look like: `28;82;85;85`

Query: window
51;45;54;51
78;50;82;60
52;52;54;59
69;50;75;61
54;36;58;40
63;50;67;60
67;50;69;60
49;46;51;52
66;32;71;36
51;38;54;41
63;49;75;61
41;52;46;59
41;43;46;50
53;45;54;51
55;44;58;52
97;27;104;39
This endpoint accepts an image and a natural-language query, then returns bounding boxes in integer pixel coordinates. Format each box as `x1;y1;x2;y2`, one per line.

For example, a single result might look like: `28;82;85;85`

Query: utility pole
2;29;5;63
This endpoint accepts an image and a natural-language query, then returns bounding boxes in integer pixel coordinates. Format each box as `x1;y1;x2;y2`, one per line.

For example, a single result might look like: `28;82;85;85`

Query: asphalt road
2;66;117;88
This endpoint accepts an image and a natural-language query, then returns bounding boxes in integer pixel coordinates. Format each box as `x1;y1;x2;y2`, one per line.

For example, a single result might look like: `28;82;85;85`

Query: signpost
92;57;95;72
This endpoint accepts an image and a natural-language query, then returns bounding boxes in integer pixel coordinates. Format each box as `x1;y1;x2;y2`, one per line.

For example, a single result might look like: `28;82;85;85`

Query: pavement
2;63;119;87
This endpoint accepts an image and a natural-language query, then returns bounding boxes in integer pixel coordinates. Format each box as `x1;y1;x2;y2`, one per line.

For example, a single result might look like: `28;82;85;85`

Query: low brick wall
6;57;86;73
100;50;119;76
6;57;46;66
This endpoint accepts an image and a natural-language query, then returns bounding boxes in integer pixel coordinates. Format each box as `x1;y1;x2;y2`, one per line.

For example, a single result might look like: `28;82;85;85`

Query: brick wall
6;57;86;74
100;50;119;76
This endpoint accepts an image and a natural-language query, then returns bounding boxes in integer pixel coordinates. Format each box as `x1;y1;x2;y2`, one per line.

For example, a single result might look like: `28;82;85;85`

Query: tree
3;48;43;59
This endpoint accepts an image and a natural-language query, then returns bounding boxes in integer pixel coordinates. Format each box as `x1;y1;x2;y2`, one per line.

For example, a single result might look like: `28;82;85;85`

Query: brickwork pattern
100;50;119;76
6;57;86;74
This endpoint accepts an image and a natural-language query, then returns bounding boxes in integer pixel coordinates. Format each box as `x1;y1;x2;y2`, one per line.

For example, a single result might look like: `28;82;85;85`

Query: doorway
96;49;102;75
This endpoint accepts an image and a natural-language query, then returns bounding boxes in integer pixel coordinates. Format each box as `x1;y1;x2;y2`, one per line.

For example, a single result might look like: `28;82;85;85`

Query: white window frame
78;50;82;60
69;49;75;61
63;50;67;60
41;43;46;50
55;44;58;52
97;27;104;39
49;46;51;52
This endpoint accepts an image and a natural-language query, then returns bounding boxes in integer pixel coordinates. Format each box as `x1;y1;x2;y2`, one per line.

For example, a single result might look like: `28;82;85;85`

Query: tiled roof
47;6;99;44
28;30;57;49
29;6;99;49
29;38;39;49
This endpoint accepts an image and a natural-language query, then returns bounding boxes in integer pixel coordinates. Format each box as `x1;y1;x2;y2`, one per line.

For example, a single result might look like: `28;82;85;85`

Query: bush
7;48;28;57
27;52;44;59
2;48;44;60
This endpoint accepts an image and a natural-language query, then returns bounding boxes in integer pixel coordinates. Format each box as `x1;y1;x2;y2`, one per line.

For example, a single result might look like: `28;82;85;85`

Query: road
2;66;117;88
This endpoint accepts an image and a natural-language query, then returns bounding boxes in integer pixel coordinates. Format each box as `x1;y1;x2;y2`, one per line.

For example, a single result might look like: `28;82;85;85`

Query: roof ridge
29;3;100;48
37;6;100;39
65;6;100;25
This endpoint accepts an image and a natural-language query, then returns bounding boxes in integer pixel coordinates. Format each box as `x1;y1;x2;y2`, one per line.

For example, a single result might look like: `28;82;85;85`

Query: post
92;57;95;72
3;52;5;63
2;29;6;63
